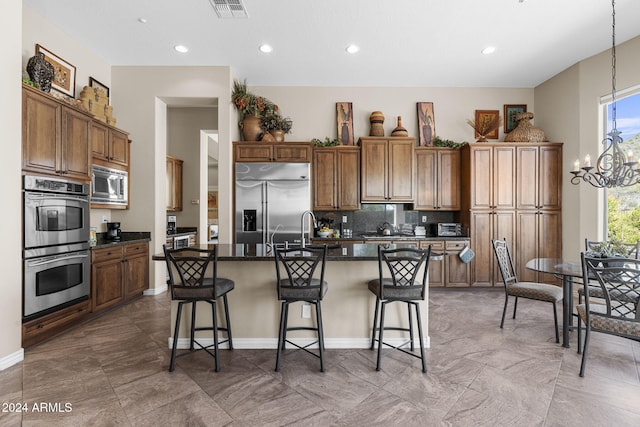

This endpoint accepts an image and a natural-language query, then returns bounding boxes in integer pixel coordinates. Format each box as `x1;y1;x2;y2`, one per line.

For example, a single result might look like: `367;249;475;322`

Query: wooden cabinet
22;85;91;181
91;242;149;313
414;147;460;210
421;239;471;287
22;299;91;348
123;243;150;299
91;120;129;168
359;137;415;202
234;141;312;162
460;142;562;286
166;155;183;211
312;146;360;210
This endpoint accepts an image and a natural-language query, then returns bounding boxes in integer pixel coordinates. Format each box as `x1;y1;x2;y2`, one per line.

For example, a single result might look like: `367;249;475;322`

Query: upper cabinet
516;144;562;210
464;144;516;211
166;155;183;212
359;137;415;202
312;146;360;211
91;120;129;169
234;141;312;163
414;147;460;211
22;85;91;182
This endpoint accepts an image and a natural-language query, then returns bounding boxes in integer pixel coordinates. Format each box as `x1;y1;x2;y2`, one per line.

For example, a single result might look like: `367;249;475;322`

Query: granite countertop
152;242;445;262
92;232;151;249
312;235;469;242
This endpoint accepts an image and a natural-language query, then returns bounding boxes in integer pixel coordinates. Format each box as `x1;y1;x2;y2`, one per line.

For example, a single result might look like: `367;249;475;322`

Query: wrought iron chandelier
570;0;640;188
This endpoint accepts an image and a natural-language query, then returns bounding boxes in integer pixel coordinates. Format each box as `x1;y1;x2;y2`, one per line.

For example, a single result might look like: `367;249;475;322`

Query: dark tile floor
1;289;639;426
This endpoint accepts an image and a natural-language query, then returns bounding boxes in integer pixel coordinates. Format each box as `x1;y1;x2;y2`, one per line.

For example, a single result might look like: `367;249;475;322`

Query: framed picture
474;110;500;140
336;102;354;145
35;44;76;97
504;104;527;133
89;77;110;101
416;102;436;146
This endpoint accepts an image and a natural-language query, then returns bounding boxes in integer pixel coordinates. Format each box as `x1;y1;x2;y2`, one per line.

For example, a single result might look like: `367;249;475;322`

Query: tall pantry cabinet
460;142;562;286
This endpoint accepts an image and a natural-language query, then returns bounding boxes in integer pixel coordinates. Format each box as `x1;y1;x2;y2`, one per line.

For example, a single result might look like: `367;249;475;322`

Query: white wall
253;86;535;144
110;67;234;292
0;0;24;368
535;35;640;257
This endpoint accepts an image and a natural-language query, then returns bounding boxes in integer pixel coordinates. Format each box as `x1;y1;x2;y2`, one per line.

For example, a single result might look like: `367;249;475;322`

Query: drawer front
92;246;123;263
124;242;148;257
446;240;469;251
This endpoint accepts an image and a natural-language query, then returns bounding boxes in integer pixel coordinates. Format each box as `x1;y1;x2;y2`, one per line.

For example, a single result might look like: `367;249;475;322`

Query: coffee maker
106;222;121;241
167;215;177;235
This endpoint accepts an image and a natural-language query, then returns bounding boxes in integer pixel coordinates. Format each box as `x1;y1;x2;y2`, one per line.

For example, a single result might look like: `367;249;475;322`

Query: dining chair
163;245;234;372
368;245;431;372
492;239;563;342
577;253;640;377
273;245;328;372
579;239;640;305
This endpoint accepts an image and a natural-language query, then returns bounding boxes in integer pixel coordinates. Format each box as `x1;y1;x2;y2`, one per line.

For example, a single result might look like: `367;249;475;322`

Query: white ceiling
24;0;640;88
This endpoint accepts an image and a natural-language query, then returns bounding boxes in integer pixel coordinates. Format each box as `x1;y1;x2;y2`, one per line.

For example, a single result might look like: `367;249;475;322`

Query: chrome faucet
300;210;317;248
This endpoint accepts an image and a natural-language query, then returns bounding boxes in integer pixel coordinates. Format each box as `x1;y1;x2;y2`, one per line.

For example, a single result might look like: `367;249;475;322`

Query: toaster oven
435;223;462;237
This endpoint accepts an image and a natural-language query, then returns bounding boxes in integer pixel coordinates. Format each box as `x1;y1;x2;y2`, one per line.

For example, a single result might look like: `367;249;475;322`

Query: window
604;91;640;243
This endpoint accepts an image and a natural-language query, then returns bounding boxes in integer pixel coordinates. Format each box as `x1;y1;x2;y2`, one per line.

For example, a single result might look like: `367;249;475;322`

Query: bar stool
368;245;431;372
273;245;328;372
163;245;234;372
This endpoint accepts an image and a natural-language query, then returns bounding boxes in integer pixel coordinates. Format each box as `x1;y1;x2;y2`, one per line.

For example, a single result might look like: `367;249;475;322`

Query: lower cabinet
422;240;471;287
92;242;149;313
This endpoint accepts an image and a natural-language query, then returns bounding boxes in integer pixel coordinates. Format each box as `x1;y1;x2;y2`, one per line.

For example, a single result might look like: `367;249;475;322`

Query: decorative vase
270;130;285;142
369;111;385;136
26;52;55;93
504;112;546;142
390;116;408;137
240;115;263;141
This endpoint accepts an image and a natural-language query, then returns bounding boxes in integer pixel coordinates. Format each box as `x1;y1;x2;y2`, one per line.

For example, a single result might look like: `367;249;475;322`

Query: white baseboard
167;336;430;350
0;348;24;371
143;285;167;296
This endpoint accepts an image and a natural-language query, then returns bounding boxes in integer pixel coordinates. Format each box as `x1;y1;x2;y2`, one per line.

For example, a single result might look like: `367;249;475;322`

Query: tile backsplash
315;204;459;236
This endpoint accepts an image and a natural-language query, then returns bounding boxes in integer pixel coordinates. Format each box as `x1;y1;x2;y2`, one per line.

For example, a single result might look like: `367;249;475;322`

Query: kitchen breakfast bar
153;243;439;350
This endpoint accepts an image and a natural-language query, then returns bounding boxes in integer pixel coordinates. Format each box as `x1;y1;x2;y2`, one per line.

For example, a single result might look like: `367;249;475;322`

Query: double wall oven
23;175;90;320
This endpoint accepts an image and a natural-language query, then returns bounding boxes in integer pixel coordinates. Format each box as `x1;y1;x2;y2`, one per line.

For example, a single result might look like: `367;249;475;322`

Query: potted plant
231;79;274;141
261;107;293;142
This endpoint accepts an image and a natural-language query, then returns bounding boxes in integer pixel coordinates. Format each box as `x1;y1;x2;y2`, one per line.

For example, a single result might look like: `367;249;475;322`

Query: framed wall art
35;44;76;97
473;109;500;141
416;102;436;146
503;104;527;133
89;77;110;102
336;102;354;145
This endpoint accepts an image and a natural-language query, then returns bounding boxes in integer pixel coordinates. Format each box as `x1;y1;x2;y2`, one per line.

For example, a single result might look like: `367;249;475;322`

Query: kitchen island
153;242;440;350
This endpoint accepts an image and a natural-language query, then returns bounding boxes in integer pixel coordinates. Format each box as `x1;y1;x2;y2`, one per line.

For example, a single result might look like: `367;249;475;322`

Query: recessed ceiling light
259;44;273;53
481;46;496;55
346;44;360;54
137;17;147;24
174;45;189;53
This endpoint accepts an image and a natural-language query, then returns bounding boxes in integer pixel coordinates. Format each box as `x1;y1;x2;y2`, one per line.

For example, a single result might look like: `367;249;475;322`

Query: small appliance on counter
433;223;463;237
414;226;426;237
106;222;122;241
167;215;177;235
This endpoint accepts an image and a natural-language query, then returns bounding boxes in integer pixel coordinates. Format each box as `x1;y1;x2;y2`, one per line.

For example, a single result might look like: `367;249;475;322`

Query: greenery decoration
261;107;293;133
231;79;274;117
22;77;38;88
433;136;468;148
586;236;632;257
312;137;340;147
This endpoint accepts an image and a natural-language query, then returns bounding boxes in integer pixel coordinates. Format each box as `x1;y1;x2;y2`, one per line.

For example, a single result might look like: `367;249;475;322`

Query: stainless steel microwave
91;165;128;206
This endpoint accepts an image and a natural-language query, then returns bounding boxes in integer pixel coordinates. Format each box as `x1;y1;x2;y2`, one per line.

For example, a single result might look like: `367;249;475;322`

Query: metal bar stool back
163;245;234;372
274;245;328;372
368;245;431;372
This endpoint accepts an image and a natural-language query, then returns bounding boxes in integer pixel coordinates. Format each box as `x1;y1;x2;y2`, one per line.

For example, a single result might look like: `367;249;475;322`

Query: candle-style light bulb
584;154;591;167
627;149;633;162
573;159;580;172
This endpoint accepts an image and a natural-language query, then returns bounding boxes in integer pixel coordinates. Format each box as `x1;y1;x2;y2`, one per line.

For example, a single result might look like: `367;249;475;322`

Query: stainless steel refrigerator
235;162;311;245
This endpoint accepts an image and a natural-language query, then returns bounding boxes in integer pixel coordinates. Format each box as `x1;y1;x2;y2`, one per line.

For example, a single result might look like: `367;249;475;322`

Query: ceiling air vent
209;0;249;19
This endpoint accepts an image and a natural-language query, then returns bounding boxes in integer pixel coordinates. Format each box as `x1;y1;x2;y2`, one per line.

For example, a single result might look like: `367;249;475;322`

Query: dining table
525;258;583;348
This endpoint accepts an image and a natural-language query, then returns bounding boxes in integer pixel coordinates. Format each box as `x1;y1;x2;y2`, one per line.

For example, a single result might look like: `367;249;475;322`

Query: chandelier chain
611;0;617;130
